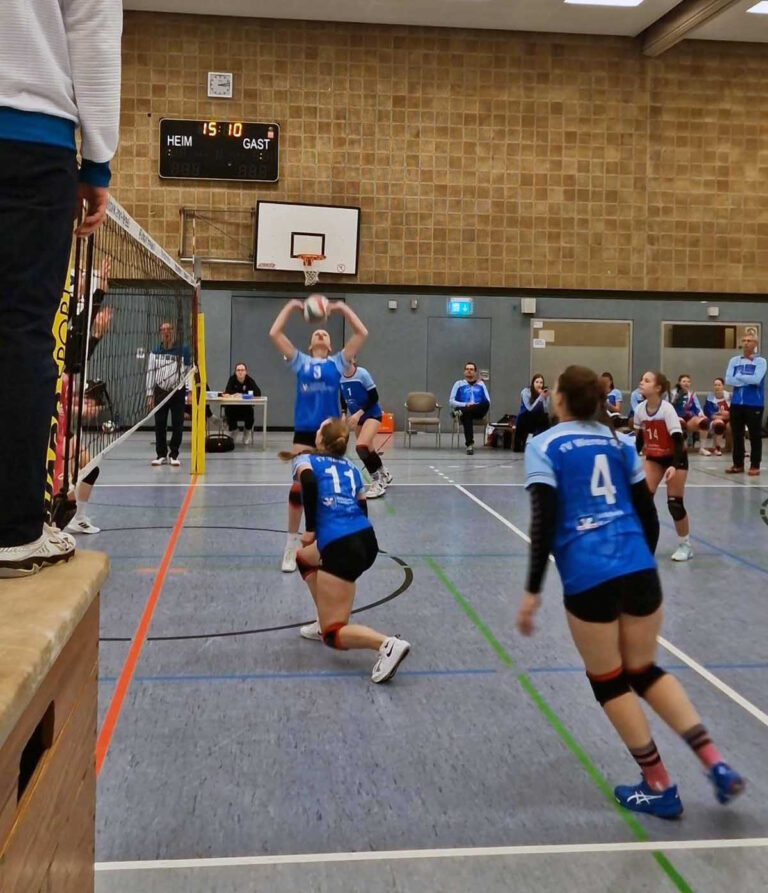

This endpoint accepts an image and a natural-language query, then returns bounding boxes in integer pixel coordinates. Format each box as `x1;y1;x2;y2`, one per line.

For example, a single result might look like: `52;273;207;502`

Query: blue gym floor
90;432;768;892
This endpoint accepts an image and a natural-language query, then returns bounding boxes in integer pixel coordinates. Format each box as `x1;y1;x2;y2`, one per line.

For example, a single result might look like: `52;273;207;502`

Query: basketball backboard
254;201;360;276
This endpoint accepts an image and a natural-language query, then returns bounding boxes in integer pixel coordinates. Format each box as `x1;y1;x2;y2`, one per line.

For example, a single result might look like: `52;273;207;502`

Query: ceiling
122;0;768;43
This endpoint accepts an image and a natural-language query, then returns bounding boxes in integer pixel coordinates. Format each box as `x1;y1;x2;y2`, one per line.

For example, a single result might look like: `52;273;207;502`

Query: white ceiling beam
641;0;744;55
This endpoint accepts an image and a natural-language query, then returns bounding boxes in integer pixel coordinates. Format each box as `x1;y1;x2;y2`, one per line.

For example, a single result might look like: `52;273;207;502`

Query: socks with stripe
629;740;671;791
682;723;723;769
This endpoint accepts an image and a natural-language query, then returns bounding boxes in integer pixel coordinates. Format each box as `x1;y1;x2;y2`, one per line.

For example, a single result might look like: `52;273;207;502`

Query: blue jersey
449;380;490;408
340;366;382;420
292;453;371;551
525;422;655;596
725;354;766;408
606;388;623;409
289;350;347;432
519;387;549;416
629;388;643;416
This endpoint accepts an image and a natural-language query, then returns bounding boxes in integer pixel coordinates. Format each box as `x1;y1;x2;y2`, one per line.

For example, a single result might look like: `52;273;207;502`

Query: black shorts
564;569;663;624
320;527;378;583
645;453;689;471
293;430;316;447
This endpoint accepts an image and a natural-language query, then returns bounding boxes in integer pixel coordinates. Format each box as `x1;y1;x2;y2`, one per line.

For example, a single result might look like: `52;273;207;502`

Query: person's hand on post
75;185;109;237
516;592;540;636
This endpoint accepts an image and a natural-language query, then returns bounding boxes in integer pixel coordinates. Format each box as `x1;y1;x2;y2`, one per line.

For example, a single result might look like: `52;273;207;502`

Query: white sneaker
371;636;411;683
66;516;100;535
699;447;712;456
0;524;76;578
282;537;299;573
300;620;322;641
671;543;693;562
169;457;181;467
151;456;167;466
379;467;393;486
243;429;252;446
366;480;386;499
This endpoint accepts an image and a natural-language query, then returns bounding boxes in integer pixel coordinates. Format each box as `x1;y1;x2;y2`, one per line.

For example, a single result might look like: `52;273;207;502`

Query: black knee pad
288;482;302;507
356;445;371;462
587;667;630;706
82;466;100;486
626;663;666;698
322;622;347;650
667;496;686;522
712;420;725;435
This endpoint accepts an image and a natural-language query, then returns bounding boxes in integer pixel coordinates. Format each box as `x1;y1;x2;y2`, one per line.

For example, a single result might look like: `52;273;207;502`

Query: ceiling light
564;0;644;6
747;1;768;12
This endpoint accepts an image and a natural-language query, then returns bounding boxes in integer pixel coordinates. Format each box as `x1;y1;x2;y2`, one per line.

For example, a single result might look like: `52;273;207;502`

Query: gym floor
91;431;768;893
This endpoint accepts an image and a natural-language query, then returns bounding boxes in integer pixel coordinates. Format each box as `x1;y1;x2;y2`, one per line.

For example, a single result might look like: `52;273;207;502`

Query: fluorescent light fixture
747;1;768;13
564;0;644;6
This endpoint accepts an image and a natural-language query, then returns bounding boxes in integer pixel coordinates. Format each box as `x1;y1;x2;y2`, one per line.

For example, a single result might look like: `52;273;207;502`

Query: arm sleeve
248;377;261;397
480;382;490;405
520;389;532;412
737;357;767;385
525;483;557;595
724;358;738;387
362;387;379;411
357;497;368;518
630;481;659;555
299;468;318;532
449;381;464;408
635;428;645;455
224;376;236;394
62;0;123;179
671;431;686;469
288;350;306;372
339;390;348;413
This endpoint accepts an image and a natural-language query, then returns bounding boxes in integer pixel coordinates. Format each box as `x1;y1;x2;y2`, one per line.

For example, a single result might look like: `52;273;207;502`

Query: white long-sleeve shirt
0;0;122;170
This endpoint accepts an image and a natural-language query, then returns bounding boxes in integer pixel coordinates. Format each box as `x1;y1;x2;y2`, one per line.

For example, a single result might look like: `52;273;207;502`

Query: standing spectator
514;374;550;453
449;363;491;455
222;362;261;445
703;378;730;457
0;0;122;577
146;322;192;467
725;333;766;476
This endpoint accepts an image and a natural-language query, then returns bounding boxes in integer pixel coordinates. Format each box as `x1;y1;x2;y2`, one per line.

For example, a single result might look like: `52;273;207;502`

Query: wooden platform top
0;551;109;750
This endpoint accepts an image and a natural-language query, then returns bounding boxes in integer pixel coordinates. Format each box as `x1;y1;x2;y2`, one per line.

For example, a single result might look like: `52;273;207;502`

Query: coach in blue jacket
725;333;766;476
449;363;490;455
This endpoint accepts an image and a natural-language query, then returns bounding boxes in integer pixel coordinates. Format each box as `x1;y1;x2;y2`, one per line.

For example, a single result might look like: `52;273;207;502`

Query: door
426;317;492;413
230;296;346;428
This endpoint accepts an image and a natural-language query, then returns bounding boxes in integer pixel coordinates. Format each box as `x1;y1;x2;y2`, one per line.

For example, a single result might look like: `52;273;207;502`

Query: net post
191;298;207;476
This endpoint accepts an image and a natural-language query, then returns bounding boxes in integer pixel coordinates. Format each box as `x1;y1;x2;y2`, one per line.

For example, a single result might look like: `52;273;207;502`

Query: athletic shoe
725;465;744;474
281;538;299;573
614;780;683;819
708;762;745;805
300;620;322;641
169;457;181;467
748;468;760;477
379;467;393;486
713;447;723;456
0;524;76;578
371;636;411;683
671;543;693;562
699;447;712;456
151;456;167;466
366;480;386;499
466;445;474;455
243;429;252;446
66;516;100;535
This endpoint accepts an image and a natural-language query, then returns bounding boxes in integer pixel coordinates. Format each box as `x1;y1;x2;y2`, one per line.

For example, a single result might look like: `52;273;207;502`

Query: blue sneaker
708;762;745;805
614;779;683;819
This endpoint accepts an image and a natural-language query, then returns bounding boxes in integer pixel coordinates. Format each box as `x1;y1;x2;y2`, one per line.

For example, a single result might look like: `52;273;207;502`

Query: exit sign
447;298;473;316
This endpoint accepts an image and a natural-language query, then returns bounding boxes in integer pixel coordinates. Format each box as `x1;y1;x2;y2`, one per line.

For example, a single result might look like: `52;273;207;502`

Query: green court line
425;557;694;893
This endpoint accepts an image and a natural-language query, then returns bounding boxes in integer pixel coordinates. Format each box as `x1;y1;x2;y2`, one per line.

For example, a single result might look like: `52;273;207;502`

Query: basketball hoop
297;253;325;287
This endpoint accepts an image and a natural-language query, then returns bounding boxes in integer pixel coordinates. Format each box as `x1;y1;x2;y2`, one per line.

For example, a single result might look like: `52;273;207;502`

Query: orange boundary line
96;475;198;776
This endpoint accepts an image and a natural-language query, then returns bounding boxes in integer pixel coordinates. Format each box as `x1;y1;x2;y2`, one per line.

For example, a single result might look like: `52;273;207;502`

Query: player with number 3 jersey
516;365;743;820
633;371;693;562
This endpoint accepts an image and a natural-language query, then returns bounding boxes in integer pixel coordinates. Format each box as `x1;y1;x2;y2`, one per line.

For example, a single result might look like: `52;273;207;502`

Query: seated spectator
449;362;490;455
513;373;550;452
601;371;623;414
222;362;261;444
703;377;731;457
671;374;709;452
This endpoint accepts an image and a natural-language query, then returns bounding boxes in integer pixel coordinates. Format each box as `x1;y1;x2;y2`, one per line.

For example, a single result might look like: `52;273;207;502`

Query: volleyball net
49;197;200;525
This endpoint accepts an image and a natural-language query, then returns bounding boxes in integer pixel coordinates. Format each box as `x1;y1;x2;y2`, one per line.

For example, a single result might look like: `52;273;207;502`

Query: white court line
444;475;768;731
98;481;754;489
95;837;768;871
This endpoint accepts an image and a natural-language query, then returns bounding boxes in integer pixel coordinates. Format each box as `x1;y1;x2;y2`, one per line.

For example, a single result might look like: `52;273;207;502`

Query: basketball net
298;253;324;287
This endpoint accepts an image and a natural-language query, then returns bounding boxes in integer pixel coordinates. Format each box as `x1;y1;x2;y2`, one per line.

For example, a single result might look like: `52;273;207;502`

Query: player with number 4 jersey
516;366;743;821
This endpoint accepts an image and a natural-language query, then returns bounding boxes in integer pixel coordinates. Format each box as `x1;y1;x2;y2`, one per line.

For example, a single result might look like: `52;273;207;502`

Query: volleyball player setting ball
634;371;693;562
269;296;368;572
341;357;392;499
288;418;410;682
516;366;743;818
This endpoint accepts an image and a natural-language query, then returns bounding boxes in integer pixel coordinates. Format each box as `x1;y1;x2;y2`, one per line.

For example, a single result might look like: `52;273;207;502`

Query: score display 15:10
202;121;243;137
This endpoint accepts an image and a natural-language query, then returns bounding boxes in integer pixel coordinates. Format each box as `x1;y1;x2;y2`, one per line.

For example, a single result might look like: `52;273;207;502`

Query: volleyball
303;294;329;322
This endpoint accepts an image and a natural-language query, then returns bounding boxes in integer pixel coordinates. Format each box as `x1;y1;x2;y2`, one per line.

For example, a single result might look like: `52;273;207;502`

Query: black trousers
0;140;78;546
455;400;489;446
513;410;550;452
154;387;186;458
730;404;763;469
224;405;254;431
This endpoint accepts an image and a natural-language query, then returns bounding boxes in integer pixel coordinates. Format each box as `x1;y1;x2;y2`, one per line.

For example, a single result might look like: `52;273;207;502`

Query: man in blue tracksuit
449;362;490;455
725;333;766;476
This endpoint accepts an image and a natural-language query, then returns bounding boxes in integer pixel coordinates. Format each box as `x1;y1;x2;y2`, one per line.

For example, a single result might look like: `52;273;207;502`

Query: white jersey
633;400;681;458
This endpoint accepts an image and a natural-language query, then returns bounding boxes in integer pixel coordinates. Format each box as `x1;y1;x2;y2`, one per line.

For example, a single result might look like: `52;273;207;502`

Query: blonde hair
278;418;349;461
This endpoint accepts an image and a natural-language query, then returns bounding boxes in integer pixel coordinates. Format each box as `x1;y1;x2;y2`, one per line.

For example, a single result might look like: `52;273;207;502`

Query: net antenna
297;253;325;287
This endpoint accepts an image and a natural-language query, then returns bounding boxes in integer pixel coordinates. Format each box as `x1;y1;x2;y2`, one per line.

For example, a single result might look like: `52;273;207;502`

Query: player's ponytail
317;418;349;457
557;365;617;436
